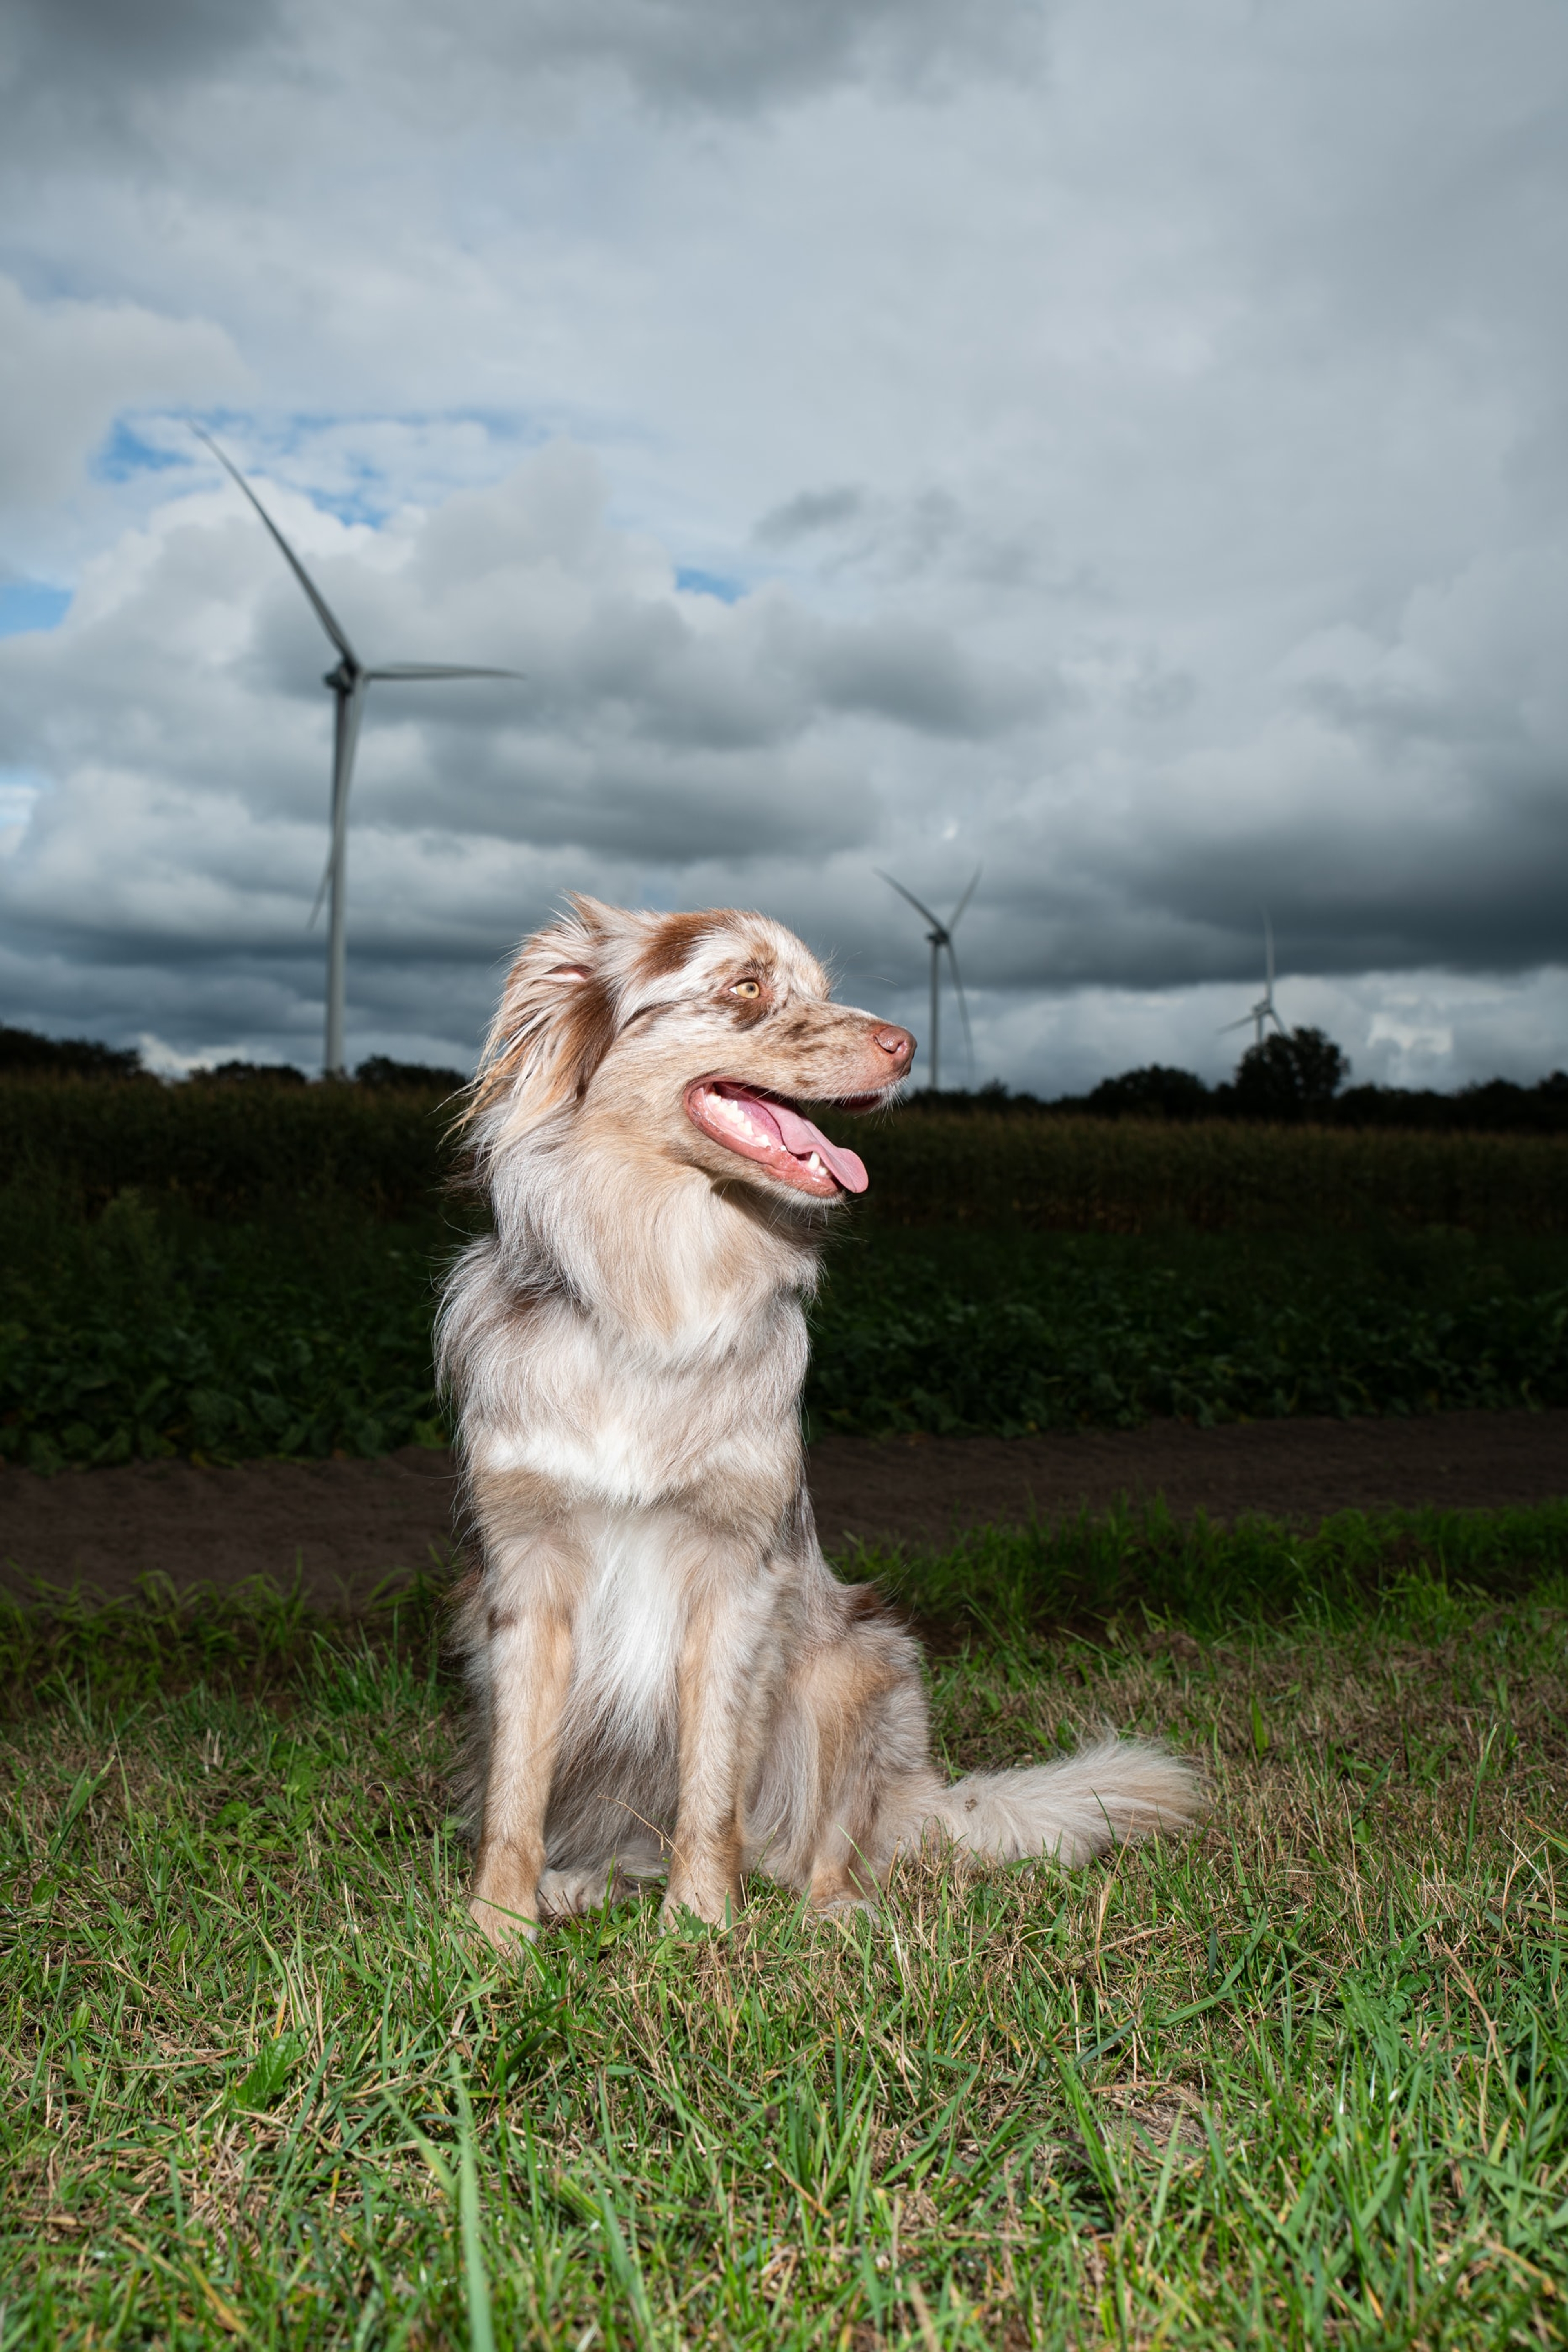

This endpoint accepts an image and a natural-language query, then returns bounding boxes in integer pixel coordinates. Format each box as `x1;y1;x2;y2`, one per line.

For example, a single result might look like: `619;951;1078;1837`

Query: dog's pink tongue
768;1099;869;1194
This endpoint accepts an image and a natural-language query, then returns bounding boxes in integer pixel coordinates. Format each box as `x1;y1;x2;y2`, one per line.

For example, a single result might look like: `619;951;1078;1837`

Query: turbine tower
878;867;980;1092
193;426;523;1078
1221;911;1285;1047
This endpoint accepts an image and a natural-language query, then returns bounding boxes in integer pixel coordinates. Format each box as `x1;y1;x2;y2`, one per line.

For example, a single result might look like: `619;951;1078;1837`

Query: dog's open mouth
685;1081;870;1197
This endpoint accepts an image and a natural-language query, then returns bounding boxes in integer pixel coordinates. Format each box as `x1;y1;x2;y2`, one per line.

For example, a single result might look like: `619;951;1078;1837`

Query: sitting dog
439;898;1199;1944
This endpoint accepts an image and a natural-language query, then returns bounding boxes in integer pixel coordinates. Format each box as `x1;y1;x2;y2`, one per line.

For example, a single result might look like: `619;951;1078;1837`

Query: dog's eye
731;979;762;1001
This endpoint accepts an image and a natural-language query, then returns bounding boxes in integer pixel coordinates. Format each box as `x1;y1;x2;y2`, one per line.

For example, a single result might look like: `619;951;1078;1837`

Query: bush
354;1055;469;1092
188;1060;308;1088
0;1025;146;1081
1231;1025;1350;1120
1084;1064;1213;1121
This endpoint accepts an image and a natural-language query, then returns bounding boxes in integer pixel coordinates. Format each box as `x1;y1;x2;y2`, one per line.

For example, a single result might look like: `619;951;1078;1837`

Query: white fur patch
567;1513;686;1743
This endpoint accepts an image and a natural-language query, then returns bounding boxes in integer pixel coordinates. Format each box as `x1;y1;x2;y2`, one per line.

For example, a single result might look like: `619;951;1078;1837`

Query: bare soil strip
3;1406;1566;1611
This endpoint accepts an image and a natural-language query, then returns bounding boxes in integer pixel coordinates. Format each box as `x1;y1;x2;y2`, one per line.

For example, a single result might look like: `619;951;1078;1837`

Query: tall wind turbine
878;867;980;1092
192;426;523;1078
1221;911;1285;1047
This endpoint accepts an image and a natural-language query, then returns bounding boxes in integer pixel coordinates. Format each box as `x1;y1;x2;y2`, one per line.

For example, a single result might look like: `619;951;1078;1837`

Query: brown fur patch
470;1465;573;1540
561;973;619;1100
639;910;719;981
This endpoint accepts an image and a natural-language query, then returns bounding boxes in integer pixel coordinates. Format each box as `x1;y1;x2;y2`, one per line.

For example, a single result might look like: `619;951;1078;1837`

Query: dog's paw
658;1880;742;1932
807;1890;878;1924
537;1866;616;1920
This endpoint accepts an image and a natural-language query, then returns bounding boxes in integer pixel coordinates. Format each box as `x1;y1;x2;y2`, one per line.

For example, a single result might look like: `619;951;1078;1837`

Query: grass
7;1190;1568;1469
3;1512;1567;2346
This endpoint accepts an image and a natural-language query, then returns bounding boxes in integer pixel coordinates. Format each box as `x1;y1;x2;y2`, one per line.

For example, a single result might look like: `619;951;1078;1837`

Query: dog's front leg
469;1598;574;1950
664;1566;775;1929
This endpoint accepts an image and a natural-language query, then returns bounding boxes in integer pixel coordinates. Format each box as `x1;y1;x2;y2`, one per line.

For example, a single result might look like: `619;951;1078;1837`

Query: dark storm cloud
427;0;1045;111
0;0;281;154
0;0;1041;150
0;0;278;91
755;486;868;545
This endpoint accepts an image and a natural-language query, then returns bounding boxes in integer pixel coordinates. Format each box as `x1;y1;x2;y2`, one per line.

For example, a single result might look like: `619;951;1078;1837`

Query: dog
438;897;1200;1944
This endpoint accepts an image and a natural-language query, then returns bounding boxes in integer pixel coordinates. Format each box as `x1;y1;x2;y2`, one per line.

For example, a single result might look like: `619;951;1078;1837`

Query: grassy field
6;1182;1568;1469
2;1509;1566;2347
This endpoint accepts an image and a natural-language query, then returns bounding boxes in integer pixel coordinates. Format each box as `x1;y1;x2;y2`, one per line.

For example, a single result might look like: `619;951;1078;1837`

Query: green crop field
7;1074;1568;1470
5;1077;1568;1233
5;1178;1568;1471
3;1509;1566;2346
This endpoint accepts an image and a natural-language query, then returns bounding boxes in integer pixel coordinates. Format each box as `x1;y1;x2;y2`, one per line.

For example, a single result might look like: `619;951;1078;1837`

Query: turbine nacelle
878;866;980;1093
1220;911;1285;1047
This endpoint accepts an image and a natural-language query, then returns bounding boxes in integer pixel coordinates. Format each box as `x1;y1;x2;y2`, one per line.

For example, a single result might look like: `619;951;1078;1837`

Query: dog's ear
463;906;620;1136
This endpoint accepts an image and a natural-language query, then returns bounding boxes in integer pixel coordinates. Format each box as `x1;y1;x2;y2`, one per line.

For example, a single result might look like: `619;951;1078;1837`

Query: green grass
7;1188;1568;1469
3;1512;1567;2346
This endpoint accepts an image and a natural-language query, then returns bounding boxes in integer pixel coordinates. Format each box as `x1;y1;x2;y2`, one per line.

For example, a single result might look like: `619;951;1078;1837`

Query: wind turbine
192;425;523;1078
1221;911;1286;1047
878;867;980;1092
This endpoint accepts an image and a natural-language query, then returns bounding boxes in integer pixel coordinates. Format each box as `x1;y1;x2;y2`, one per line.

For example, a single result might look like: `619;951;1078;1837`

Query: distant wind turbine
192;425;523;1078
878;867;981;1092
1221;911;1286;1047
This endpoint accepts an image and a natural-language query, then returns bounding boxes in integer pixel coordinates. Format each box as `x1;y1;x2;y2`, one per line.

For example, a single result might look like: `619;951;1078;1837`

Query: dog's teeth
807;1152;823;1173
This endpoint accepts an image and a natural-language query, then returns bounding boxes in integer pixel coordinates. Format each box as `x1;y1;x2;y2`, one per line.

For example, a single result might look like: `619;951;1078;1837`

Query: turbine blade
876;869;946;932
949;865;982;931
191;424;358;666
1218;1013;1256;1034
364;663;525;682
946;940;976;1078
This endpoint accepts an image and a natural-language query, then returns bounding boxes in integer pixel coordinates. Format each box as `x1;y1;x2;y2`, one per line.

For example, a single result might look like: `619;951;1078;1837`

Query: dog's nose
874;1026;915;1063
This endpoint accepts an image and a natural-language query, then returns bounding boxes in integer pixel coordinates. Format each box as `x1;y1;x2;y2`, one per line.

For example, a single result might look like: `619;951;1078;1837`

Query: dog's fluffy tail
894;1738;1204;1869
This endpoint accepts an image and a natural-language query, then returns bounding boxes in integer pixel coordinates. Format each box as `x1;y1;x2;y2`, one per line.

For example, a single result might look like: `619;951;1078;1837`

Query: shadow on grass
7;1497;1568;1718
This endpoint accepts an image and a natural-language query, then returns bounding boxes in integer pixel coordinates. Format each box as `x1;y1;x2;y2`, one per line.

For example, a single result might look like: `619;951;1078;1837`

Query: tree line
4;1017;1567;1132
913;1028;1568;1133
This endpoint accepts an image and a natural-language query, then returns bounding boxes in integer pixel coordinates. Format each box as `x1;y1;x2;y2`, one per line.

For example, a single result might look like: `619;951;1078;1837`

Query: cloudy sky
2;0;1565;1090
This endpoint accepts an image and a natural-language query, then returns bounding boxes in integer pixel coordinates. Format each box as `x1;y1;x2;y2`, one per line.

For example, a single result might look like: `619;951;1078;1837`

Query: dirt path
4;1408;1566;1611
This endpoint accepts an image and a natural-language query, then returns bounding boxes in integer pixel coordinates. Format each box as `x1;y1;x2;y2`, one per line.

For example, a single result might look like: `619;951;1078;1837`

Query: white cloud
0;276;243;533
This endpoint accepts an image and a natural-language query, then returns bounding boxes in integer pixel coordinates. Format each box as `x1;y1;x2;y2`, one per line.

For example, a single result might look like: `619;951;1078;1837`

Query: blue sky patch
675;567;744;603
0;582;72;637
181;406;561;529
92;419;187;484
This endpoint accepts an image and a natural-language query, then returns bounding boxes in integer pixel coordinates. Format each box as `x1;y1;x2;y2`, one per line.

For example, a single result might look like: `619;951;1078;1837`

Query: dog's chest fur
458;1233;809;1529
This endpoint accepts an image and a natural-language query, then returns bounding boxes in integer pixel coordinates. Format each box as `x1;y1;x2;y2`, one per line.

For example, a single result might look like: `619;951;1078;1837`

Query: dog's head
465;897;914;1204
